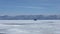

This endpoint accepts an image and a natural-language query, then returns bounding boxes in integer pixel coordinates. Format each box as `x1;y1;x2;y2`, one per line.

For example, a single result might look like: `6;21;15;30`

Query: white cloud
16;6;47;9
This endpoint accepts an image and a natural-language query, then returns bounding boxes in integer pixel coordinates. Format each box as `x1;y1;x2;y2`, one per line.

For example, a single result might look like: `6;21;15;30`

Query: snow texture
0;20;60;34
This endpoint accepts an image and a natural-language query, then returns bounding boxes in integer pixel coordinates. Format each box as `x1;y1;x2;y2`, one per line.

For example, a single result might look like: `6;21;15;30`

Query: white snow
0;20;60;34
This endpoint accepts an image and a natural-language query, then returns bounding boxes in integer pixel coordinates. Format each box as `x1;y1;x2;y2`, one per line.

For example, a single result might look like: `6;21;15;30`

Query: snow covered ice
0;20;60;34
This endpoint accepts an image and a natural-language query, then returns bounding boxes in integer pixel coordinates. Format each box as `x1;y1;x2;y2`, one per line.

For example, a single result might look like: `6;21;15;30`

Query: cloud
16;6;47;9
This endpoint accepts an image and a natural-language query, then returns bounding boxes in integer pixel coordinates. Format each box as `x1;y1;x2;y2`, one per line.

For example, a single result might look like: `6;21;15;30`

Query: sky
0;0;60;16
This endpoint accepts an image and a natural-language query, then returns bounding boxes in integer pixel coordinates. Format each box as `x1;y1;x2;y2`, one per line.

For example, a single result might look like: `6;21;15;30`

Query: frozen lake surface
0;20;60;34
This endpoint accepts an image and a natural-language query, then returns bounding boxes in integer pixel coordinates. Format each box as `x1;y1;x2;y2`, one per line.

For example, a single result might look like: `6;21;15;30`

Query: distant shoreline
0;15;60;20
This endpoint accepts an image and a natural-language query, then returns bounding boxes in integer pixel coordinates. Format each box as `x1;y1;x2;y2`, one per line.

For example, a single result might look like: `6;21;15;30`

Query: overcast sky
0;0;60;16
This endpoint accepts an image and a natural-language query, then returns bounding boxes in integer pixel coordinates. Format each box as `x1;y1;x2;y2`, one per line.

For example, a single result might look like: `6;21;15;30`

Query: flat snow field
0;20;60;34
